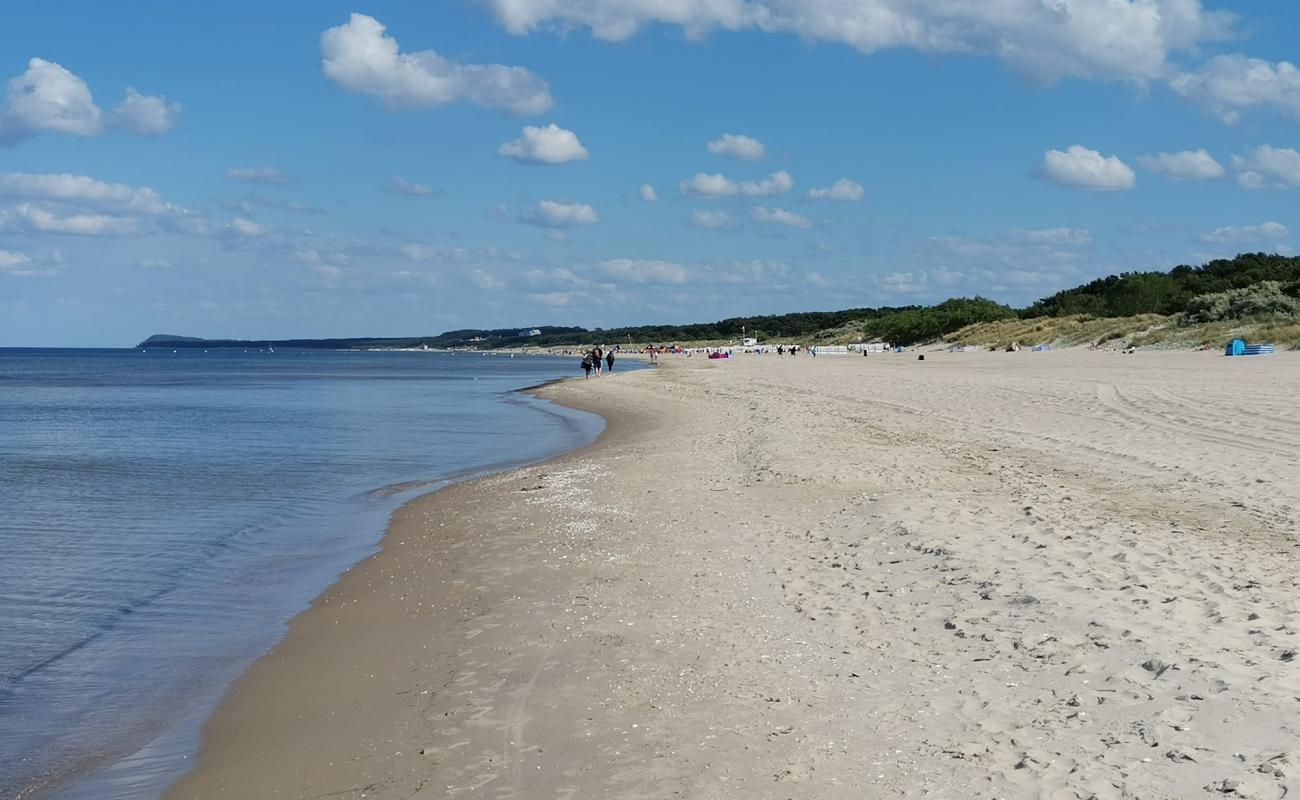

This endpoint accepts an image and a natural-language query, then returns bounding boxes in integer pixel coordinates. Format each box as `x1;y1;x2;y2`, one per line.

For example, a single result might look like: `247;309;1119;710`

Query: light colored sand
166;349;1300;800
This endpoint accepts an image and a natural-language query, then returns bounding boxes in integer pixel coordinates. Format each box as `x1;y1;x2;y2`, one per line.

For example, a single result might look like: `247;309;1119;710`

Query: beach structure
1225;339;1276;356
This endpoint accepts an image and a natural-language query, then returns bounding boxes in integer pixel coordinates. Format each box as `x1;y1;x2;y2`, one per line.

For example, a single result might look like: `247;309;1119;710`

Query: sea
0;347;616;799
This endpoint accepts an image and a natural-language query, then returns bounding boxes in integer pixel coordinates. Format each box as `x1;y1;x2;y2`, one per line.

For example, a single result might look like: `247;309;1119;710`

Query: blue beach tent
1225;339;1276;356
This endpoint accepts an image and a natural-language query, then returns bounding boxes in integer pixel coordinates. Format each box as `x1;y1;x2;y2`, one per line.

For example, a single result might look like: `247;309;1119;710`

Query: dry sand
165;349;1300;800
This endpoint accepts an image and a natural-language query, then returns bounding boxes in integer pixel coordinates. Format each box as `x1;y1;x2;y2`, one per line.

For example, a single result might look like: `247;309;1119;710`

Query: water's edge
45;385;606;800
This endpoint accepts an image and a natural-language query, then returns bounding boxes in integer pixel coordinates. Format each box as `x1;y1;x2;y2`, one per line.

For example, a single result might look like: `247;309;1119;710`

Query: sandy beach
165;349;1300;800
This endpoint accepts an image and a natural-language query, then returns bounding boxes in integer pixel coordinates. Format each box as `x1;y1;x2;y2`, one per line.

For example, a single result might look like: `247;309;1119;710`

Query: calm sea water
0;348;611;799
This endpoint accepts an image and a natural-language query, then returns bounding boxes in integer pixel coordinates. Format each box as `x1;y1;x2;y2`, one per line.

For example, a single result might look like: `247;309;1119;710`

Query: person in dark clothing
581;354;593;378
605;351;615;372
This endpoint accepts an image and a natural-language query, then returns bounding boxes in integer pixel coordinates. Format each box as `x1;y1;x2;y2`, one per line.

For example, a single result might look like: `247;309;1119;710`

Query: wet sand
166;350;1300;799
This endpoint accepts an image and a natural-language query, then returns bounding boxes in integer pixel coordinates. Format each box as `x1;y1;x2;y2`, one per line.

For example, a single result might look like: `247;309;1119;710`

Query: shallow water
0;348;610;799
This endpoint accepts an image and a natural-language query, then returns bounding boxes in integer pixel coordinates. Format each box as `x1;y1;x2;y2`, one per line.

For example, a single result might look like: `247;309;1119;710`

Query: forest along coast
167;350;1300;800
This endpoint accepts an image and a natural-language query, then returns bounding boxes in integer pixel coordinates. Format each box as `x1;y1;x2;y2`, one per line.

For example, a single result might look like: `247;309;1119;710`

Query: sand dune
167;350;1300;800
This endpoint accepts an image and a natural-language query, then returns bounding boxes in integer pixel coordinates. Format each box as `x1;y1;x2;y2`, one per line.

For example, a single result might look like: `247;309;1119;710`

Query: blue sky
1;1;1298;345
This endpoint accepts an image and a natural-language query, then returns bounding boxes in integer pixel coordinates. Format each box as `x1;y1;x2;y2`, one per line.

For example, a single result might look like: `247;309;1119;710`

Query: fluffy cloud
690;209;733;229
639;183;657;202
226;167;291;185
808;178;864;201
227;217;269;237
0;249;32;269
0;58;178;145
0;172;172;215
497;123;588;163
1200;222;1289;243
707;133;765;161
525;199;599;227
600;258;691;284
741;170;793;196
0;58;100;142
1037;145;1136;191
389;176;432;195
1170;55;1300;123
752;206;811;229
320;13;552;115
879;271;930;294
1135;149;1224;180
680;172;737;196
1230;145;1300;190
679;169;792;197
113;87;181;134
1009;227;1092;245
480;0;1233;84
5;203;137;236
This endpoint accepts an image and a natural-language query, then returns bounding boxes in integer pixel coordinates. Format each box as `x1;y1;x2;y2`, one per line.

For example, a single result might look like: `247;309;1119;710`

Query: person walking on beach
592;347;603;375
581;353;593;379
605;350;615;373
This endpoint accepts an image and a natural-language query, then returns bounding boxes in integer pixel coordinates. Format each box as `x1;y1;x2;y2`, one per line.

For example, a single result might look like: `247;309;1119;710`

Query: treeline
1024;253;1300;318
424;308;892;349
139;253;1300;351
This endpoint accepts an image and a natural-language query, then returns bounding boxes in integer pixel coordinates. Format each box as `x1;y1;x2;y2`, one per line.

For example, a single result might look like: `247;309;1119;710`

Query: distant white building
518;328;542;337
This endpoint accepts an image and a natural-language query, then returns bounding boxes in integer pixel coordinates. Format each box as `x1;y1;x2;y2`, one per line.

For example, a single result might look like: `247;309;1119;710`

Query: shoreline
166;351;1300;798
27;369;611;800
162;370;645;799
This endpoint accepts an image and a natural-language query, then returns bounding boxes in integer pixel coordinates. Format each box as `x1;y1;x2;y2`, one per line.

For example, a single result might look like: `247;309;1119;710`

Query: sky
1;1;1298;346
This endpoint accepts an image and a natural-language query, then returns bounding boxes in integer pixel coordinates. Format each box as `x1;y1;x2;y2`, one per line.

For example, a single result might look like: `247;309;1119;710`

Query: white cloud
707;133;765;161
0;172;172;215
389;176;432;195
680;169;791;197
740;170;793;196
806;271;834;288
0;58;180;145
227;217;269;237
0;249;32;269
113;87;181;134
1009;227;1092;245
1170;55;1300;123
0;58;101;143
1038;145;1135;191
320;13;552;115
226;167;291;185
1135;149;1224;180
525;267;587;287
1236;171;1267;191
690;209;733;228
808;178;863;201
600;258;691;284
481;1;1233;84
469;268;507;290
680;172;737;196
752;206;811;229
498;123;588;163
6;203;137;236
1229;145;1300;190
1200;222;1289;243
879;271;930;294
639;183;657;202
526;199;599;227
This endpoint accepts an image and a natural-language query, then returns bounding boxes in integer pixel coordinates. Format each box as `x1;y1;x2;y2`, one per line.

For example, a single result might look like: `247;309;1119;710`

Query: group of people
580;346;616;378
